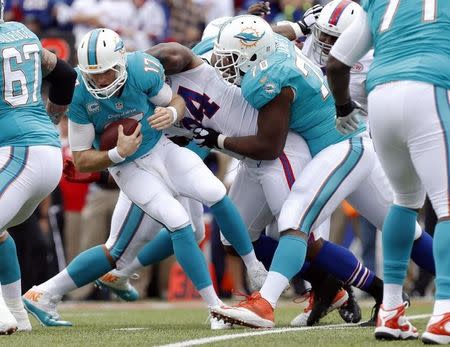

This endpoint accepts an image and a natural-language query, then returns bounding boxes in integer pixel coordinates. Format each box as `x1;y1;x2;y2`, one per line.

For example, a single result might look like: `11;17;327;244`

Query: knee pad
144;194;190;231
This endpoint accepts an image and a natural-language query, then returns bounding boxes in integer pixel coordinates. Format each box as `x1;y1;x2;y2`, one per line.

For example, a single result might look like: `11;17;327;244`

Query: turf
5;299;434;346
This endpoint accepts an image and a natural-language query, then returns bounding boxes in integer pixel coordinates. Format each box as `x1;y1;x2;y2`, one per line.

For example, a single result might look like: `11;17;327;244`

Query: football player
326;0;450;342
205;14;432;329
22;28;266;326
0;0;77;334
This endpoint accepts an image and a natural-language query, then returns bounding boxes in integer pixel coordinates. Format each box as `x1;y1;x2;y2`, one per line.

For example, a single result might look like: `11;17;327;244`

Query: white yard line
158;313;431;347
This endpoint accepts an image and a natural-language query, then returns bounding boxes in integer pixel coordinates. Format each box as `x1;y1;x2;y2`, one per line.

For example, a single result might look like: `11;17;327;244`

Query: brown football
99;118;139;151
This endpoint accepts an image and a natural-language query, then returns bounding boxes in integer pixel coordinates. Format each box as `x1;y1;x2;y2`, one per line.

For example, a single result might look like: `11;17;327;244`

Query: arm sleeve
149;83;173;106
68;120;95;151
329;10;373;67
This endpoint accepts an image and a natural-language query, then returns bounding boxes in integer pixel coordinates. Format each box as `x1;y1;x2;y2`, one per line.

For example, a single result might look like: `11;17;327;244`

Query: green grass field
6;299;434;346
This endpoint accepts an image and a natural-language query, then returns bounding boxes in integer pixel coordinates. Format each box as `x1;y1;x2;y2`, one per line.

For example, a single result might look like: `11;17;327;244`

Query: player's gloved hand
63;158;101;183
297;4;323;35
248;1;271;17
192;127;226;149
335;100;367;135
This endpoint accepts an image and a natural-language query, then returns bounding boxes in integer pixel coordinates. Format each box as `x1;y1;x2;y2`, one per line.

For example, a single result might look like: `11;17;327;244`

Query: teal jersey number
2;43;40;107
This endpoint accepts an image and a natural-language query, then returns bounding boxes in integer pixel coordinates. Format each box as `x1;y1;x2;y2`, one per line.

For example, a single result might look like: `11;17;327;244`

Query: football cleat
246;261;268;292
338;285;362;323
95;272;139;302
422;313;450;345
374;303;418;340
0;295;17;335
5;298;31;332
361;291;409;327
209;315;233;330
211;292;274;328
290;289;349;327
23;286;72;327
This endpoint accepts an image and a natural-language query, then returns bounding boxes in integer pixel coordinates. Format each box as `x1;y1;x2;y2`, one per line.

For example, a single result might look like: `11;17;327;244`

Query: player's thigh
109;161;190;231
162;139;226;206
0;146;62;230
408;84;450;218
223;164;271;245
346;155;393;230
106;191;163;267
369;82;425;209
278;137;376;234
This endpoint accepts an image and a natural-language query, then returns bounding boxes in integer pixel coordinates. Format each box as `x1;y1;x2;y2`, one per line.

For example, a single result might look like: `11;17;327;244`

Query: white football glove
298;4;323;35
335;101;367;135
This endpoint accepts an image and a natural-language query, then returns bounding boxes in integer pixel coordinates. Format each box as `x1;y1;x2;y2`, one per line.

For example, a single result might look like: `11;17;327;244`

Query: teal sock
382;205;417;285
0;235;20;284
138;228;174;266
210;196;253;256
434;220;450;299
270;235;307;280
170;225;211;290
66;245;114;288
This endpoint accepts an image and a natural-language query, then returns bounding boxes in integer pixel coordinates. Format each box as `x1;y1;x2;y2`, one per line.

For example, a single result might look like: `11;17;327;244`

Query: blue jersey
0;22;60;148
68;51;164;164
361;0;450;92
241;34;363;156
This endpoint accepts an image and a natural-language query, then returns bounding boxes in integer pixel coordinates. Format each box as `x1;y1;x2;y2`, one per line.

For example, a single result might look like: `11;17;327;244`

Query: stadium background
5;0;435;304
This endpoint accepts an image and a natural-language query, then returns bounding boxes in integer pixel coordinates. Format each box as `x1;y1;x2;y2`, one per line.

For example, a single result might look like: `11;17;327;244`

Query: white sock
433;299;450;316
259;271;289;308
198;285;221;308
115;258;144;278
2;279;21;301
37;269;77;297
241;250;259;270
383;283;403;310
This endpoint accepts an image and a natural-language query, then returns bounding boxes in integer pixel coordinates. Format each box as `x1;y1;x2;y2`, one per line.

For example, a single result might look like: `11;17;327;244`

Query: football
99;118;139;151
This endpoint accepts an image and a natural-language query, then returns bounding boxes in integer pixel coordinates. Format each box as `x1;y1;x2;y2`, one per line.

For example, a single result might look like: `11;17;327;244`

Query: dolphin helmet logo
234;28;265;47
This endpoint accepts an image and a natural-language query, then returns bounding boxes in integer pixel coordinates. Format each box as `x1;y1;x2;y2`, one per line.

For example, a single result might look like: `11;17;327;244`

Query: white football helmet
312;0;361;65
202;16;232;40
77;28;127;99
214;15;275;85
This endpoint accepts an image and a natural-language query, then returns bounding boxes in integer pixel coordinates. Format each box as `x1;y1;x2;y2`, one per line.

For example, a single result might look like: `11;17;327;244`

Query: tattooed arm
42;48;77;124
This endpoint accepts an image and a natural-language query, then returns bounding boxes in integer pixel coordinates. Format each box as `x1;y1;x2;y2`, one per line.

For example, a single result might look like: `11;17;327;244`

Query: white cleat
95;272;139;302
210;316;233;330
0;296;17;335
422;313;450;344
246;261;268;292
5;298;31;332
374;303;418;340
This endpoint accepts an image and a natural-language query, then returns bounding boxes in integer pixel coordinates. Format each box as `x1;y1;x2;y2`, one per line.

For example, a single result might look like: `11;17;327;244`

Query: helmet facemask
213;45;247;86
312;25;339;66
80;62;127;99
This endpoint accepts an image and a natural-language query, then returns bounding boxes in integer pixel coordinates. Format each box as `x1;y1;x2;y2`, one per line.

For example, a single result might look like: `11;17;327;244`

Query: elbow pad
44;58;77;105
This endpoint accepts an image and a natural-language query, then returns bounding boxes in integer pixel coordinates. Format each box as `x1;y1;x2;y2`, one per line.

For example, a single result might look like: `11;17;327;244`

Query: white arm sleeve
149;83;173;107
68;120;96;151
330;10;373;67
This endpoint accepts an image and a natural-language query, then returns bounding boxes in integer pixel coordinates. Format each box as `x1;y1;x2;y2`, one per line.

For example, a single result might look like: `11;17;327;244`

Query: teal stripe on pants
299;138;364;233
0;147;28;196
109;204;145;260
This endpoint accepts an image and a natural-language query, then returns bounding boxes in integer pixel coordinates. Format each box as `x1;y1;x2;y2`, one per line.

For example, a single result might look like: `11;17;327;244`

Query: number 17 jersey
0;22;59;148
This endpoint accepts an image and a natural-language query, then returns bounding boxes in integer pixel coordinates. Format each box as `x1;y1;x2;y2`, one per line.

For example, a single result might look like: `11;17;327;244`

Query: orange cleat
210;291;274;328
422;312;450;344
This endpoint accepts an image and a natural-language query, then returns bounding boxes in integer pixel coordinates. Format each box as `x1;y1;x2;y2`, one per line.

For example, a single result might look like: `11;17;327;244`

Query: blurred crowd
7;0;435;302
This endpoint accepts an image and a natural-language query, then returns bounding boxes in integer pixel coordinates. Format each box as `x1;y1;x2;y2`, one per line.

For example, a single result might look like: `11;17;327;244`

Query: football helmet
77;28;127;99
202;16;232;40
312;0;361;65
214;15;275;85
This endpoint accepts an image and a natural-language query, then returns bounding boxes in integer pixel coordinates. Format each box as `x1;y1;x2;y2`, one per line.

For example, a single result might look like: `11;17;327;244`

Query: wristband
167;106;178;124
335;100;355;118
217;134;227;149
108;147;126;164
277;21;303;39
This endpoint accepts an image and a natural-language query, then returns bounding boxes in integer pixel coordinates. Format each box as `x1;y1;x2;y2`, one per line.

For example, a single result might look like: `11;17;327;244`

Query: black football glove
192;127;222;148
297;4;323;35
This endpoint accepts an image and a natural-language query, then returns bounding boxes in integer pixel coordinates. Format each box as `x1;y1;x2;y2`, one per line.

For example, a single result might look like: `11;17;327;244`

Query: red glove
63;158;101;184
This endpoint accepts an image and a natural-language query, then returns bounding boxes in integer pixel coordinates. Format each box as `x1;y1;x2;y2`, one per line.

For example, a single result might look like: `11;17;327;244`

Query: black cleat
338;285;362;323
360;301;380;327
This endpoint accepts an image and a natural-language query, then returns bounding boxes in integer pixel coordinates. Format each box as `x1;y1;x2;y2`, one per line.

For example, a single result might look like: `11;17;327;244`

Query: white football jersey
302;36;374;111
167;62;259;138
